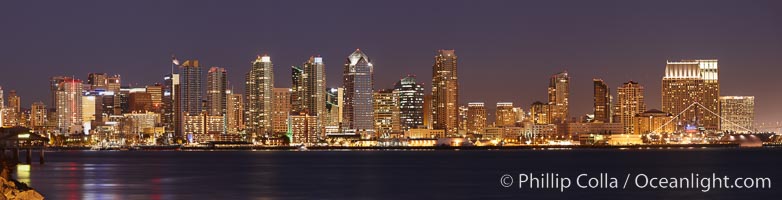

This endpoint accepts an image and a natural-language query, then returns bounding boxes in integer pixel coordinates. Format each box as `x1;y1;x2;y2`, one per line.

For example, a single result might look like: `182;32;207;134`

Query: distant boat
298;145;308;151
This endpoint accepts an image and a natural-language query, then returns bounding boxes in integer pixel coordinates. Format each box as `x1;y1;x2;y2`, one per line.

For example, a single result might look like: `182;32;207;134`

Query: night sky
1;0;781;129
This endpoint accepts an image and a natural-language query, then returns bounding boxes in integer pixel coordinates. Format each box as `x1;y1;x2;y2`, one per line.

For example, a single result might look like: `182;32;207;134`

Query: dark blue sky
1;0;781;128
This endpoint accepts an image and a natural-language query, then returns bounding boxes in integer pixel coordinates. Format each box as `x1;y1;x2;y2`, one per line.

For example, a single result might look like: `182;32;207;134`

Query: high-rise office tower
207;67;228;116
617;81;646;134
458;105;468;132
662;60;720;131
394;75;424;131
272;88;291;134
56;78;83;134
466;102;487;134
245;55;274;137
290;65;303;114
301;56;327;136
548;71;569;123
593;79;611;123
431;50;459;135
495;102;516;127
163;73;180;138
719;96;754;133
373;89;400;137
179;60;202;116
226;91;244;134
87;73;108;90
342;49;374;134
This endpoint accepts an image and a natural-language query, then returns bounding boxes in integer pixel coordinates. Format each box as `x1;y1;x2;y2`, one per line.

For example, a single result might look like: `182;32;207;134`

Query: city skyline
1;0;781;126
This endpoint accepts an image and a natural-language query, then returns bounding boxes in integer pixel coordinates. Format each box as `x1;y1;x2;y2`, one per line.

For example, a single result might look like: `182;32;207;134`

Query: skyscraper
163;73;180;138
719;96;754;133
325;88;342;127
30;102;47;131
373;89;400;137
431;50;459;136
7;90;20;126
617;81;646;134
495;102;516;127
56;78;83;134
246;55;274;137
0;86;3;127
466;102;486;134
226;91;244;134
106;75;121;114
179;60;202;116
342;49;374;135
301;56;326;135
593;79;611;123
146;84;163;112
548;71;569;123
662;60;720;131
272;88;291;134
394;75;424;131
290;65;303;114
207;67;228;116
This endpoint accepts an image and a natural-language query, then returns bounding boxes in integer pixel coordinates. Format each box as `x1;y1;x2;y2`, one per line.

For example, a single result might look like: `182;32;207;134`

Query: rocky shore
0;164;43;200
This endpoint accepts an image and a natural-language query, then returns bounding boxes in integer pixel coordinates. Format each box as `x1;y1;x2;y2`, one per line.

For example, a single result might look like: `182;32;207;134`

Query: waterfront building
325;88;342;127
226;91;244;134
422;94;432;129
301;56;327;126
163;73;180;138
342;49;374;136
719;96;755;133
548;71;569;123
457;105;468;134
129;92;153;112
56;78;83;134
593;79;611;123
617;81;646;134
30;102;47;131
245;55;274;137
106;75;121;114
179;60;202;117
394;75;424;131
272;88;291;135
87;73;108;90
290;65;303;114
207;67;228;116
289;114;318;144
633;109;675;134
662;59;720;131
373;89;400;137
431;50;459;136
466;102;487;134
495;102;516;127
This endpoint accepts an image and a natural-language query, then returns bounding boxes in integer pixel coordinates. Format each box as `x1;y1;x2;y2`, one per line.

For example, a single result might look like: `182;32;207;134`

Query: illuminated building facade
431;50;459;135
56;78;83;134
207;67;227;116
495;102;516;127
30;102;47;131
342;49;374;134
179;60;202;116
719;96;754;133
301;56;326;124
548;71;569;123
662;60;720;131
325;88;342;127
617;81;646;134
373;89;400;137
272;88;291;134
245;55;274;137
593;79;611;123
290;114;318;144
226;91;244;134
394;75;424;131
633;109;675;134
466;102;486;134
530;101;551;125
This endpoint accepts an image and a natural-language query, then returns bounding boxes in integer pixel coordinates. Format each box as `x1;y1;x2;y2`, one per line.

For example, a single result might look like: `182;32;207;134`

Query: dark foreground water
15;148;782;199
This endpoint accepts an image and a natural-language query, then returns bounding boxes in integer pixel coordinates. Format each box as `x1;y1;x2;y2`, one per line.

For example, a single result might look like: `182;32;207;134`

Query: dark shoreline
42;143;782;151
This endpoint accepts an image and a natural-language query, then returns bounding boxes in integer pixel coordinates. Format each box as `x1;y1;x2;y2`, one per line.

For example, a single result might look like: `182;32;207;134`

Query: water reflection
15;164;30;185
